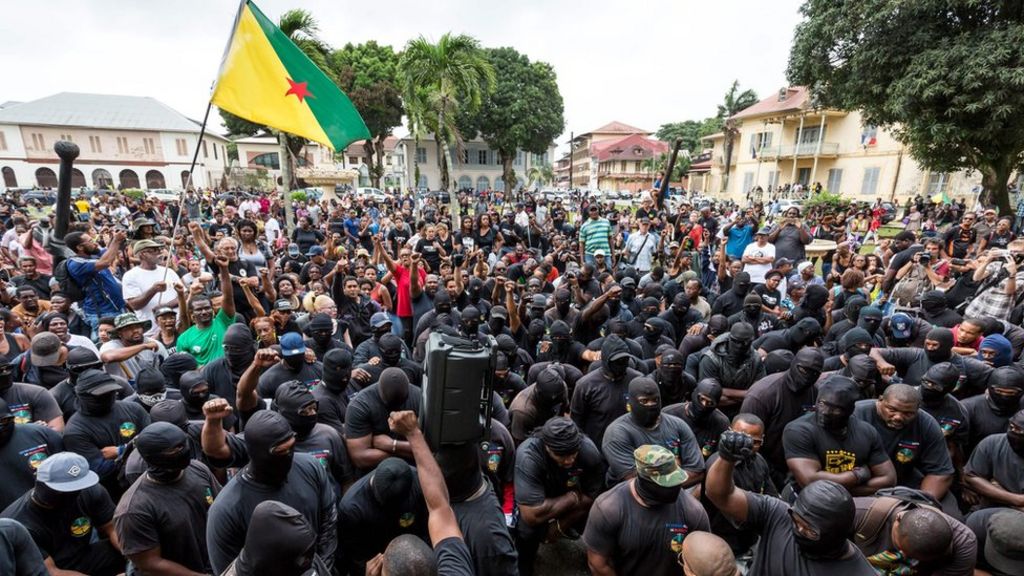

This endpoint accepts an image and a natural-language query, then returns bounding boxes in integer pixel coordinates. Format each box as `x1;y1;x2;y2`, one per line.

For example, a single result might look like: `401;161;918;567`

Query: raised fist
717;430;754;463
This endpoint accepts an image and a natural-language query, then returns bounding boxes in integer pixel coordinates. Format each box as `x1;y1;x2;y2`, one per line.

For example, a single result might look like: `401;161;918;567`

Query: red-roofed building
568;121;668;192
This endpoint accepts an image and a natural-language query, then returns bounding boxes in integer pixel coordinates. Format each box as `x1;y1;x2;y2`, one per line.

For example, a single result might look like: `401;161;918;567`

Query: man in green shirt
579;204;612;267
177;255;236;367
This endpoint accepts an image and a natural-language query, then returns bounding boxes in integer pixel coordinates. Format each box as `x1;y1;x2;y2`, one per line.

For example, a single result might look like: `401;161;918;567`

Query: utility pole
568;131;574;190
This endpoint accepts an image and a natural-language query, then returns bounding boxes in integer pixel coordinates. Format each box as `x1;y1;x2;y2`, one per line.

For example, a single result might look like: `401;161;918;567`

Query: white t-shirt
742;241;776;284
122;265;181;337
264;218;281;245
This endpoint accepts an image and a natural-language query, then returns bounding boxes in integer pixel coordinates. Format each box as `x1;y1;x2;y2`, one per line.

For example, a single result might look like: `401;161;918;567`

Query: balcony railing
758;142;840;158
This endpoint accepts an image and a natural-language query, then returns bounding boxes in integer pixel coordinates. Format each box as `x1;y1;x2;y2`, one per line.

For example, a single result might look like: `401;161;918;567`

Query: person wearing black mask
603;377;705;486
619;276;640;316
823;296;868;346
510;365;569;444
125;366;180;413
653;349;691;405
225;501;332;576
792;284;830;327
202;324;255;410
626;296;661;339
492;354;526;409
312;348;352;434
680;314;730;378
872;326;993;389
352;333;422;389
638;317;674;360
665;378;731;462
354;312;411;365
919;289;963;328
337;457;428;570
256;332;324;400
571;334;643;446
345;367;421;472
836;355;883;400
52;347;129;423
699;322;765;416
534;320;593;373
459;306;482;340
63;369;151;497
160;352;198;391
753;317;821;357
658;292;702;346
304;313;347;361
0;452;124;576
544;288;579;330
179;369;237;430
962;366;1024;453
783;375;896;496
514;418;603;576
0;517;47;575
707;434;876;575
964;409;1024;528
0;397;62;511
742;348;824;478
917;362;970;457
413;290;455;344
856;306;886;347
205;409;337;575
0;357;63;432
114;422;221;576
711;271;752;318
583;444;710;576
728;293;778;338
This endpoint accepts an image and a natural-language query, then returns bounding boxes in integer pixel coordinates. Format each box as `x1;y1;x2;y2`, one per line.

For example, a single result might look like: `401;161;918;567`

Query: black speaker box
421;332;496;450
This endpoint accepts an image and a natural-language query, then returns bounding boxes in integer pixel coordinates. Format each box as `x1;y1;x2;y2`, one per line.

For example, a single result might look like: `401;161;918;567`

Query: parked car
776;199;804;214
355;187;389;203
21;191;58;205
879;201;898;224
147;189;181;203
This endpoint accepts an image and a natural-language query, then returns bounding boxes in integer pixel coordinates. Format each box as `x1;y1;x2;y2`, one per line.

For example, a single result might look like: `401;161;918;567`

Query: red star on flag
285;78;312;102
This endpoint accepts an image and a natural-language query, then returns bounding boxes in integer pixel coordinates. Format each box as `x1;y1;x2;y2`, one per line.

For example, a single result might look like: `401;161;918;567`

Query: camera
919;252;931;264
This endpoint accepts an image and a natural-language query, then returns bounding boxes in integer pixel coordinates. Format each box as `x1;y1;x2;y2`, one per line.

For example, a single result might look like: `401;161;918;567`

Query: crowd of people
0;182;1022;576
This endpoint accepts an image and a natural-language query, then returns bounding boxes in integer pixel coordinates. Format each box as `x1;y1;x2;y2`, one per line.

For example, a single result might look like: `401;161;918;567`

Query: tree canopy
460;47;565;194
656;118;725;155
788;0;1024;213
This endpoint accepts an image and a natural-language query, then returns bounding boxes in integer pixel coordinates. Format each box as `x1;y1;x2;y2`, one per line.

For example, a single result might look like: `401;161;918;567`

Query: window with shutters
861;167;881;195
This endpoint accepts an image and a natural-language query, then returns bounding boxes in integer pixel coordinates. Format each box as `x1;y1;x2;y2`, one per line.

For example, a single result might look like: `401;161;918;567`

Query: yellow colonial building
691;87;986;204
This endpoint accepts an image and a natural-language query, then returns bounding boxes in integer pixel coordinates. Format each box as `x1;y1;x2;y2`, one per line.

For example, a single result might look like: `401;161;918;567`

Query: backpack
890;265;930;307
52;258;85;302
853;487;941;548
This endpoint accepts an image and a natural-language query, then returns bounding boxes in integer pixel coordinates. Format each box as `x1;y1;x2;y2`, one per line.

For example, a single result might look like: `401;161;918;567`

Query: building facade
0;93;229;191
693;86;986;204
233;135;336;187
341;137;406;190
568;121;668;192
397;135;554;192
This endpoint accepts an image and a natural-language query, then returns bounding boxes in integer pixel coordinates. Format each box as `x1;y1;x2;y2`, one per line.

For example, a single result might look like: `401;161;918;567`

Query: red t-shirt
393;264;426;317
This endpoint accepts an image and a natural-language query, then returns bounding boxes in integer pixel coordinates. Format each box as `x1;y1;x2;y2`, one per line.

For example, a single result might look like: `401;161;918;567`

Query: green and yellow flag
211;0;370;150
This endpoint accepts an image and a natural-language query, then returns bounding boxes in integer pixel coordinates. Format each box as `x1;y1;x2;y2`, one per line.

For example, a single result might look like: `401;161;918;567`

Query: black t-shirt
879;348;992;392
852;400;954;488
942;226;977;258
481;420;515;507
113;461;220;573
0;484;115;568
312;384;347;435
415;239;442;272
570;368;643;447
63;401;151;482
291;228;325;254
783;413;890;479
256;361;323;399
388;226;412;254
337;470;428;563
1;384;61;426
601;412;705;485
753;284;782;310
0;518;47;576
206;454;336;575
344;383;422;468
741;372;817;473
965;433;1024;506
514;436;604;538
665;403;732;460
582;480;710;575
920;393;970;449
435;537;476;576
452;482;518;576
0;425;63;511
962;395;1011;453
700;452;778;554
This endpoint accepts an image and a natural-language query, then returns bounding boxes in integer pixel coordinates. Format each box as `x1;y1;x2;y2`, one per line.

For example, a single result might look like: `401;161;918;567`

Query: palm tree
717;80;759;194
398;33;495;192
526;163;555;190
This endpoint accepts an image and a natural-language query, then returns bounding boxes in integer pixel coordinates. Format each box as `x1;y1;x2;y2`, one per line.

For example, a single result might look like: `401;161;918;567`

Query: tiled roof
730;86;810;121
0;92;213;133
580;120;650;137
592;133;668;161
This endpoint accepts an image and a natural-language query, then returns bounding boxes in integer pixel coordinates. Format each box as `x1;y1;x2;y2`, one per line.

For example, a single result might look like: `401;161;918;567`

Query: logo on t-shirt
483;442;503;473
399;512;416;528
824;450;857;473
666;522;689;553
304;380;322;392
7;402;32;424
938;417;962;438
70;516;92;537
19;444;50;469
663;438;682;458
307;449;331;470
119;422;137;439
896;440;920;464
700;438;717;459
565;467;583;489
204;487;214;506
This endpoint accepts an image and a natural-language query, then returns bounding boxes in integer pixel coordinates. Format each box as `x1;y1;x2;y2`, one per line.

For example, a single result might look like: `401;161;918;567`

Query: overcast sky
2;0;806;153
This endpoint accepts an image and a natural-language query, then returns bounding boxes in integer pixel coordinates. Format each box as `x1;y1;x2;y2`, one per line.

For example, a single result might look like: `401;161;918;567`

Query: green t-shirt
177;308;234;366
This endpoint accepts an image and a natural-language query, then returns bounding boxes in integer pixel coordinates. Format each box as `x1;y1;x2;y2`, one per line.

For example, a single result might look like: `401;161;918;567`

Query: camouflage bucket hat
634;444;687;487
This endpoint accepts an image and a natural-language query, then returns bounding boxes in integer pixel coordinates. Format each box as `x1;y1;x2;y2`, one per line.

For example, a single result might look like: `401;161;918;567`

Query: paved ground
535;538;590;576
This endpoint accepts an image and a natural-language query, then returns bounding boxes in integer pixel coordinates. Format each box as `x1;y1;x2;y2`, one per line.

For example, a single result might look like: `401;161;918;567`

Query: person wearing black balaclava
836;354;883;400
783;375;896;496
763;349;795;375
178;369;237;431
638;317;674;359
570;334;643;446
665;378;731;462
711;271;752;318
544;288;579;330
492;354;526;409
413;290;455;343
352;332;422;390
0;397;62;511
962;366;1024;453
337;457;428;570
514;418;603;576
256;332;324;401
823;296;868;346
1;452;124;576
510;364;569;444
742;347;824;478
680;314;730;378
159;352;198;391
964;409;1024;529
653;349;692;405
226;501;332;576
792;284;830;327
51;347;124;423
202;324;255;410
494;333;531;376
534;320;592;373
603;377;706;486
354;312;412;366
113;422;220;576
523;317;547;356
583;444;711;576
125;366;181;413
619;276;640;317
459;305;483;340
823;327;874;372
919;289;962;328
273;380;352;491
0;357;64;432
699;322;765;416
753;316;822;356
856;306;886;347
63;368;150;496
917;362;970;457
312;348;352;435
304;312;348;361
728;293;779;338
206;409;337;575
344;367;421;472
708;432;876;575
872;326;993;389
626;296;661;339
658;292;702;346
123;398;205;485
